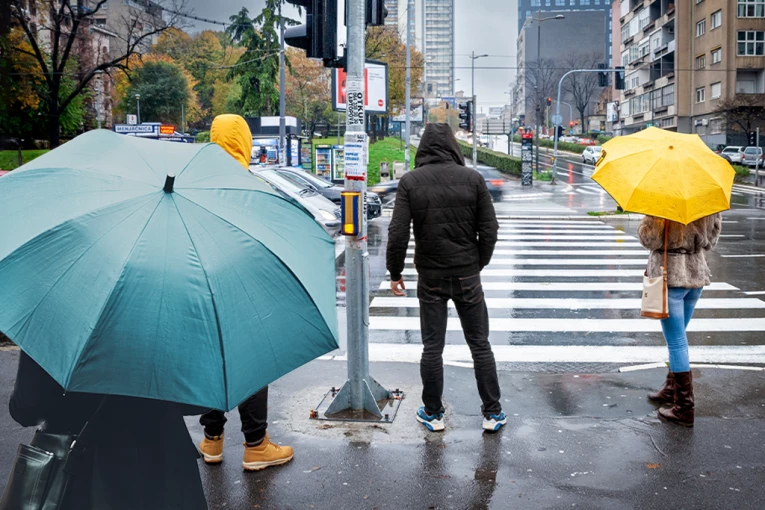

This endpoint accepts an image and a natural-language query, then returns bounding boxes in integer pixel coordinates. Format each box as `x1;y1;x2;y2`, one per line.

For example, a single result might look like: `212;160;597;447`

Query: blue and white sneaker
416;406;445;432
482;411;507;432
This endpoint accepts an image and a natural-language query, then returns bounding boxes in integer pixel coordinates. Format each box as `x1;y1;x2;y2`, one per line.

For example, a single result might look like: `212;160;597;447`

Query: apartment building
616;0;765;144
384;0;400;27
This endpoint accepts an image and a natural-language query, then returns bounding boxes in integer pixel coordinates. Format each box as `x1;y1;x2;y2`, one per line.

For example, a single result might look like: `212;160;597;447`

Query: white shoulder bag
641;220;669;319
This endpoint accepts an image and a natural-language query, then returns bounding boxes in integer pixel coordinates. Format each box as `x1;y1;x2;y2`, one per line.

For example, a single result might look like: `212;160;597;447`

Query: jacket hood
415;123;465;168
210;114;252;169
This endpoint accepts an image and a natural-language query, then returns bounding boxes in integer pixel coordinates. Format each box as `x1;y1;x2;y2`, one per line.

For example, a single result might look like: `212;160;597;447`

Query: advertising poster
332;61;389;114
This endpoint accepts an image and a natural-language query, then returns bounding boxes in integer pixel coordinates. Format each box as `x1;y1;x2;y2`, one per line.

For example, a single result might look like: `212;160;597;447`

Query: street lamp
470;52;489;170
135;94;141;124
533;12;564;178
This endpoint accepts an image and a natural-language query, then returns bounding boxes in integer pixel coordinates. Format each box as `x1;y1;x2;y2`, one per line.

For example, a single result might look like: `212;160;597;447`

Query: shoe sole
200;452;224;464
416;415;445;432
482;420;507;432
657;413;694;428
242;454;294;471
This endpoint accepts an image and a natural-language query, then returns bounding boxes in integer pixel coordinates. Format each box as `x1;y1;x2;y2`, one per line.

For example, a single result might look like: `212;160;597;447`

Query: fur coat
638;214;722;289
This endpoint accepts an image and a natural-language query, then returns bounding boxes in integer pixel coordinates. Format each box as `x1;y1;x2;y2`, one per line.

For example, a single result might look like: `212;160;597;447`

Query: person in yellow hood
197;114;295;471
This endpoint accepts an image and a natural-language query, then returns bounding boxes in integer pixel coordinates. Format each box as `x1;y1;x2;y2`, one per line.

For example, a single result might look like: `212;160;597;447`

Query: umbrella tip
163;174;176;193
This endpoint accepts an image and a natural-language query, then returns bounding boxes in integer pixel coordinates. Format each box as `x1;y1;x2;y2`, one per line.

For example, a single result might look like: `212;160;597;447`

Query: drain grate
494;362;626;374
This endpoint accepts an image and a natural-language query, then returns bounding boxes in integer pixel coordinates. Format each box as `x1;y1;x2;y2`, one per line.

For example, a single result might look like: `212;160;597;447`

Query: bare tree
10;0;187;147
523;57;560;128
562;52;604;132
713;93;765;136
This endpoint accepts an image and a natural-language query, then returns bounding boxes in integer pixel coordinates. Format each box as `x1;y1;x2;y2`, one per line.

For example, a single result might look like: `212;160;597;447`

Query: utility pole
279;1;287;166
135;94;141;124
756;127;761;187
508;84;515;156
95;71;102;129
470;52;488;169
404;0;413;171
325;0;390;418
181;103;185;133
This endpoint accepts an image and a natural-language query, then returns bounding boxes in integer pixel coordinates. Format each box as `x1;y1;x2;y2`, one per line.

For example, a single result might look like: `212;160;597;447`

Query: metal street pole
95;72;102;129
535;12;541;175
279;1;287;166
325;0;390;418
756;127;761;186
472;51;477;169
404;0;412;171
135;94;141;124
181;103;185;133
509;85;515;156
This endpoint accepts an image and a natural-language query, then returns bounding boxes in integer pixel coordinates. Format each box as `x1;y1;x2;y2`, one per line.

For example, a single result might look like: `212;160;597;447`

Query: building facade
384;0;400;27
616;0;765;145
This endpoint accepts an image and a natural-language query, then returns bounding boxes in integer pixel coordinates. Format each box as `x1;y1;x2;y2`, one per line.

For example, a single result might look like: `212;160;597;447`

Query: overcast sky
183;1;518;112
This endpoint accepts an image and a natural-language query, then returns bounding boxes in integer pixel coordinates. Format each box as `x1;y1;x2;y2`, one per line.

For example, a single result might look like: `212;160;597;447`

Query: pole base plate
311;385;405;423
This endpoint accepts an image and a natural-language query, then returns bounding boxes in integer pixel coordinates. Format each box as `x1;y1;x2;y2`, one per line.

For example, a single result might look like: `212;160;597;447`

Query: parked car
368;179;400;206
475;168;505;202
720;146;745;164
250;168;341;237
275;168;382;220
581;145;603;165
742;147;764;167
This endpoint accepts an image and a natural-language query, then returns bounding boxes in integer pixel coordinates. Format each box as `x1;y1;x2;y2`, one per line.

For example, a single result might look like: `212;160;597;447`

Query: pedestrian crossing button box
341;191;363;236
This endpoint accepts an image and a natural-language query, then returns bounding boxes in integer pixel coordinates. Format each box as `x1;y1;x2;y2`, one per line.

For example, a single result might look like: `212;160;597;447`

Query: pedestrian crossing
369;218;765;364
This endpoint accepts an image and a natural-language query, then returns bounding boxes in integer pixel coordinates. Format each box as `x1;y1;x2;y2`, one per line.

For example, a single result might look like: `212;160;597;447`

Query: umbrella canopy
591;127;735;225
0;130;338;411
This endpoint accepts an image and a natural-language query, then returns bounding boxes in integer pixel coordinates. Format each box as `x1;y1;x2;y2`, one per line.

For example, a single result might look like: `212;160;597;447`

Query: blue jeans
660;287;703;373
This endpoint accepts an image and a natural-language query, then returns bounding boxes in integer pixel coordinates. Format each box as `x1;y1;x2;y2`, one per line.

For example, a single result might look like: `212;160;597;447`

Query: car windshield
282;170;333;189
476;168;502;179
258;170;306;194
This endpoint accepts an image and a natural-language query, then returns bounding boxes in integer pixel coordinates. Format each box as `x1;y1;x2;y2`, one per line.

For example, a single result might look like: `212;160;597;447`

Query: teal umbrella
0;130;338;411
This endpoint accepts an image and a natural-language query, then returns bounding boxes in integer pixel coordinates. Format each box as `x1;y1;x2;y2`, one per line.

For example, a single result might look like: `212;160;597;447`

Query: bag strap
663;219;669;272
63;396;108;475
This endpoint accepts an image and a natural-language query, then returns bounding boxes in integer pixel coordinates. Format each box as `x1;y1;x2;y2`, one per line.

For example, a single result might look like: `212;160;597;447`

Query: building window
581;0;591;5
531;0;540;6
738;31;765;55
696;54;706;69
661;117;675;128
696;87;706;103
711;10;722;28
711;47;722;63
738;0;765;18
663;84;674;106
711;82;722;99
556;0;565;5
696;19;706;37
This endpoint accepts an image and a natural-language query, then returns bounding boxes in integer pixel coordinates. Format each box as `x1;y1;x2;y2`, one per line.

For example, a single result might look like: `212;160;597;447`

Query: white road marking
408;241;643;247
378;281;738;292
370;297;765;310
394;268;645;277
496;220;608;226
322;344;765;365
403;258;648;266
495;229;626;235
720;235;746;238
497;235;635;241
369;317;765;333
743;291;765;295
720;254;765;258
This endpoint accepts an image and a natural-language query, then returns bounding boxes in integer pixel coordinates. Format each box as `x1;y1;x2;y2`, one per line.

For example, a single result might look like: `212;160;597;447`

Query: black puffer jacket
386;124;499;281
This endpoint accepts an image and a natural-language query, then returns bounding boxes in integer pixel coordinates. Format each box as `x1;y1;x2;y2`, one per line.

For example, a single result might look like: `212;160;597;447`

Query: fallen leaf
646;463;661;469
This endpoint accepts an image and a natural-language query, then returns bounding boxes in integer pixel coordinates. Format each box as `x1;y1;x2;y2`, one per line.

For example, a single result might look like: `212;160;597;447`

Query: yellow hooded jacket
210;114;252;169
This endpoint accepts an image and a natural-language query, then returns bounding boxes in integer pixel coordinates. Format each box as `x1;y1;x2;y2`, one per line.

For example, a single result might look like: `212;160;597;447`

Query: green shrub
195;131;210;143
596;134;613;144
733;164;751;181
456;140;522;177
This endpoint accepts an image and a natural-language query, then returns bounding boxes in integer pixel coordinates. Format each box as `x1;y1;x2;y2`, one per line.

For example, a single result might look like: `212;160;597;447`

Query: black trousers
417;274;502;418
199;386;268;444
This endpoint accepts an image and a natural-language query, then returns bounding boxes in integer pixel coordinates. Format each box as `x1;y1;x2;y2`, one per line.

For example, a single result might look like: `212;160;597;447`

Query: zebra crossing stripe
497;235;635;241
494;229;626;235
395;268;645;277
370;297;765;310
496;220;610;226
403;258;648;266
369;316;765;333
377;282;738;292
326;344;765;365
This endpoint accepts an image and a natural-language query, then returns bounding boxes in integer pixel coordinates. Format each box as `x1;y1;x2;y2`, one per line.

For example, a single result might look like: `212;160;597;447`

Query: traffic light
458;101;473;132
750;131;757;146
598;63;608;87
366;0;387;26
555;125;564;140
615;66;625;90
284;0;338;63
546;97;552;107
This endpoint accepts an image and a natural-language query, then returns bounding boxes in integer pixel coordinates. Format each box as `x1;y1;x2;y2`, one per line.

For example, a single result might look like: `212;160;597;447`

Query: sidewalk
0;349;762;509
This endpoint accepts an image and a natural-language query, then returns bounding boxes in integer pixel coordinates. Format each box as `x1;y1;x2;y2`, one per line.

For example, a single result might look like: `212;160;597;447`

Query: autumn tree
365;26;424;114
283;48;331;137
9;0;188;147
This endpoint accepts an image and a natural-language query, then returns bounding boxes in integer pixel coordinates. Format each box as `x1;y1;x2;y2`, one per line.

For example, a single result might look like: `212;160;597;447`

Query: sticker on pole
344;133;368;181
346;79;365;127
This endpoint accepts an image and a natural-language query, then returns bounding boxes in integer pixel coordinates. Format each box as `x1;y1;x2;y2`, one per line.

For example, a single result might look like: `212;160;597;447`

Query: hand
390;279;406;297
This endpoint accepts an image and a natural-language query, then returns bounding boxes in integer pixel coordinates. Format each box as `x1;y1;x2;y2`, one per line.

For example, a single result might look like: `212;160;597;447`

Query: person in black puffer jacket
386;123;506;433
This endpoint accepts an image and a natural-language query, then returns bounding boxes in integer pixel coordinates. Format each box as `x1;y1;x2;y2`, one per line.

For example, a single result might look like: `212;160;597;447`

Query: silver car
250;168;341;237
720;146;744;164
582;145;602;165
742;147;763;168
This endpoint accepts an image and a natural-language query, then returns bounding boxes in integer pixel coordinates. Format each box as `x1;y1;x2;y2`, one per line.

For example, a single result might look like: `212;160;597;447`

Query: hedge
456;140;522;177
195;131;210;143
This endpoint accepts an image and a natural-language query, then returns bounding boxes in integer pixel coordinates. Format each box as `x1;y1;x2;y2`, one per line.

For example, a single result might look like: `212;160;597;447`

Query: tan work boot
242;434;294;471
199;435;224;464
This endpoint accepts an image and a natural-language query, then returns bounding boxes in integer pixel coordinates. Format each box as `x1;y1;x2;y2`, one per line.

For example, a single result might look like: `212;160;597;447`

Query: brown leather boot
648;370;675;405
658;371;694;427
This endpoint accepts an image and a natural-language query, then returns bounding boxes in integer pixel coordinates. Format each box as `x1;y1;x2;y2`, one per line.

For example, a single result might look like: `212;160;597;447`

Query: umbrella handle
164;174;176;193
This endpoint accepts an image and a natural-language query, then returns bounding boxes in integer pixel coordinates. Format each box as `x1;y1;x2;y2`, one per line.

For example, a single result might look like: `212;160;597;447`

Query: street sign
552;114;563;126
127;114;137;125
114;124;155;134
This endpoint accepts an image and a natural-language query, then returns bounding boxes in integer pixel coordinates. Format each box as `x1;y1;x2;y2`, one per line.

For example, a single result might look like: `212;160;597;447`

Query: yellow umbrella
591;127;735;225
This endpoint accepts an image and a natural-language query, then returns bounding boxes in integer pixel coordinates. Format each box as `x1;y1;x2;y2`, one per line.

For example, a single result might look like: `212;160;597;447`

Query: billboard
332;61;389;114
606;102;619;122
391;97;424;123
441;97;457;109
